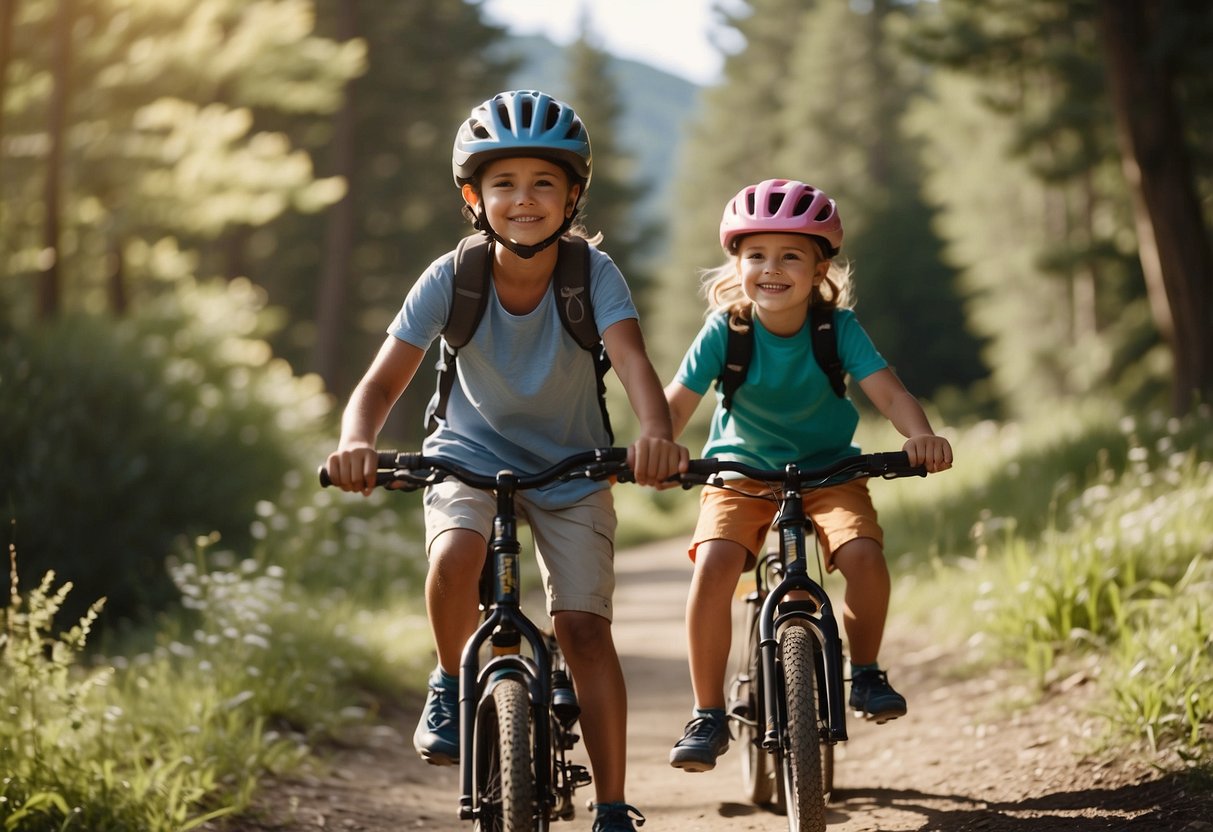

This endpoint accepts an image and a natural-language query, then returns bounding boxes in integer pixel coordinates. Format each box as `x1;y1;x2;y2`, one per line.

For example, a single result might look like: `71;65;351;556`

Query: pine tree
777;0;984;397
0;0;363;320
1097;0;1213;414
906;0;1213;413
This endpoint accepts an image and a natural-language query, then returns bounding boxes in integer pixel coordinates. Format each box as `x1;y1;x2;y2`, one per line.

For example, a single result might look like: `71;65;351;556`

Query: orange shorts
688;477;883;572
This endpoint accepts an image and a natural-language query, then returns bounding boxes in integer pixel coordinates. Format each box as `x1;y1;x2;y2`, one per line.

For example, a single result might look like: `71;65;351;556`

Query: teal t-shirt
674;309;887;471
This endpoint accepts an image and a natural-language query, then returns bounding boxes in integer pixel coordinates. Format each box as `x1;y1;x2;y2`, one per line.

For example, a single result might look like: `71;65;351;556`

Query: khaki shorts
689;477;883;572
423;481;618;619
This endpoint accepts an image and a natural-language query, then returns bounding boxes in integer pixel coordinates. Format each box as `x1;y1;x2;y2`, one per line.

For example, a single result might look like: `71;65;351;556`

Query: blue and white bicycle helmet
452;90;593;259
453;90;592;190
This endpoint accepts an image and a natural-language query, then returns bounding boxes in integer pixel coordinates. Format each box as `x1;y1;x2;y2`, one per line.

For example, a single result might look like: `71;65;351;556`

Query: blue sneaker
668;711;730;772
591;802;645;832
414;668;459;765
849;667;907;724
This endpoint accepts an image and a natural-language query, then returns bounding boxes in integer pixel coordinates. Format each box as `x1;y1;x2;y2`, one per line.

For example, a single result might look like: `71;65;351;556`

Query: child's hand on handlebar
627;436;690;489
903;435;953;474
324;445;380;496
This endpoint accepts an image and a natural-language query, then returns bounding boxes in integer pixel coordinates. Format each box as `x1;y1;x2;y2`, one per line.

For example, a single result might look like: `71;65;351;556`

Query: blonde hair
701;245;854;321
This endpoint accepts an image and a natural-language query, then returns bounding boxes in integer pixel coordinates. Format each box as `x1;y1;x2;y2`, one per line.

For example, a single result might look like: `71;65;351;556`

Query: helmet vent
492;100;510;128
744;192;756;215
814;202;831;222
795;193;815;217
767;192;786;215
520;97;534;127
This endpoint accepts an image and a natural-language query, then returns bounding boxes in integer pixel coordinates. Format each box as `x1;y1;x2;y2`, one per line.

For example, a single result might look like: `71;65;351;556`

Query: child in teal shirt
664;178;953;772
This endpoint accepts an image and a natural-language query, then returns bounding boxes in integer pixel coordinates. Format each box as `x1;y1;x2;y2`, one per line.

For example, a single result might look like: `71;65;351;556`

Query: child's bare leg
554;610;627;803
425;528;486;674
685;539;749;709
830;536;889;665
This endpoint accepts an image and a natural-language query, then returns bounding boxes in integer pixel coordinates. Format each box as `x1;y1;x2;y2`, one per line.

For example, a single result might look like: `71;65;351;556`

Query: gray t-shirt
389;241;637;508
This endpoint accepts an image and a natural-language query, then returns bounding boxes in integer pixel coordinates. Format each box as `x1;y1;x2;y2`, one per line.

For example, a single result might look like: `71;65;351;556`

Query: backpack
426;234;615;442
716;304;846;410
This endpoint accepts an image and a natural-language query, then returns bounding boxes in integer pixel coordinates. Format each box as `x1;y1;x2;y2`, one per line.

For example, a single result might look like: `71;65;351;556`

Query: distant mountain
491;34;703;226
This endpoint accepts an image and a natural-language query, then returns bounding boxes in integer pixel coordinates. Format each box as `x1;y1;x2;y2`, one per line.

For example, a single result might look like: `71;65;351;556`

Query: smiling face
736;232;830;335
462;156;581;247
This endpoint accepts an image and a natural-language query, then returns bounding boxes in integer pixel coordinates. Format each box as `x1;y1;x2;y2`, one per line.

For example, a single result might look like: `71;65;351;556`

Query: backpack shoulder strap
444;234;493;349
718;313;753;411
810;304;847;398
426;235;492;433
553;236;615;444
553;236;598;349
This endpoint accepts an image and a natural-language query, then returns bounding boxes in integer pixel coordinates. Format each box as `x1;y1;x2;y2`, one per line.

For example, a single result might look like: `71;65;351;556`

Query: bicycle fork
757;479;848;750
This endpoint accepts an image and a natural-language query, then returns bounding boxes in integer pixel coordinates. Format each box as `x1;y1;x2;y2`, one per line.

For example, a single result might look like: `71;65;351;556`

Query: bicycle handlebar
319;447;633;491
676;451;927;490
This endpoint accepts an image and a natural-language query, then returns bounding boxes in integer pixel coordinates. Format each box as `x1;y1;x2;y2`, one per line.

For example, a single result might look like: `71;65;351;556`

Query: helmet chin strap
474;208;577;260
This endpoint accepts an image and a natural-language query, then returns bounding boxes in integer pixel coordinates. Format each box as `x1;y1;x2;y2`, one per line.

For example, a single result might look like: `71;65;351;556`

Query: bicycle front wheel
475;678;536;832
779;625;826;832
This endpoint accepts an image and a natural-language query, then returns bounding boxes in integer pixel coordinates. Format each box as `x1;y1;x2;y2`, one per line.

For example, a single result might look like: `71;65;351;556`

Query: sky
480;0;738;86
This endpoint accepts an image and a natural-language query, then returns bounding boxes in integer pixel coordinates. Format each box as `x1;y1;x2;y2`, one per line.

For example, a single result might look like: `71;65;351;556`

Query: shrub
0;278;331;626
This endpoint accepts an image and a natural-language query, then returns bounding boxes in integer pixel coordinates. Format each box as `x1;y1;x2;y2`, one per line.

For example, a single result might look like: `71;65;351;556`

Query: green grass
1;547;296;832
865;402;1213;767
0;528;420;831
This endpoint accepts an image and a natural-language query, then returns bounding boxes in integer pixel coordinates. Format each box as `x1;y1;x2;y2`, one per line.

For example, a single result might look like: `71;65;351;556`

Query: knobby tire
779;625;826;832
475;678;536;832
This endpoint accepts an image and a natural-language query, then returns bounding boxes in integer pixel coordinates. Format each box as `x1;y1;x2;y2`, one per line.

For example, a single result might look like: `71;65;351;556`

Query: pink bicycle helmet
719;179;843;257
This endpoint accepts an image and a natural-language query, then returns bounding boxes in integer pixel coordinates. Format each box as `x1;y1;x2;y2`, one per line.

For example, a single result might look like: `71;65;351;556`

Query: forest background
1;0;1212;829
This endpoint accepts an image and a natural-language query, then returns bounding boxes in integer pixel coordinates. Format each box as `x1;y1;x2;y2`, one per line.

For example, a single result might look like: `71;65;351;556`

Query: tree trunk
313;0;359;395
1097;0;1213;414
38;0;72;320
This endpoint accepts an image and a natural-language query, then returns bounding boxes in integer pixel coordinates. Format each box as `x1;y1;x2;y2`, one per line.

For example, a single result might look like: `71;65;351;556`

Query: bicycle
675;452;927;832
321;448;632;832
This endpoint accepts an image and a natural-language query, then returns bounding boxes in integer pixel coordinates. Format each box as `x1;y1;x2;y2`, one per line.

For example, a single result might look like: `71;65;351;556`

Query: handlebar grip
870;451;927;477
598;447;629;463
318;465;333;487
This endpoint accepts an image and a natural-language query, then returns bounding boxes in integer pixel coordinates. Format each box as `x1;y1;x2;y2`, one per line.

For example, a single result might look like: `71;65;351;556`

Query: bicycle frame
457;471;560;824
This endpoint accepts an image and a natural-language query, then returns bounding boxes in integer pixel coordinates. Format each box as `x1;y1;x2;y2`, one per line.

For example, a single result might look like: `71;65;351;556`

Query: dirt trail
232;539;1210;831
